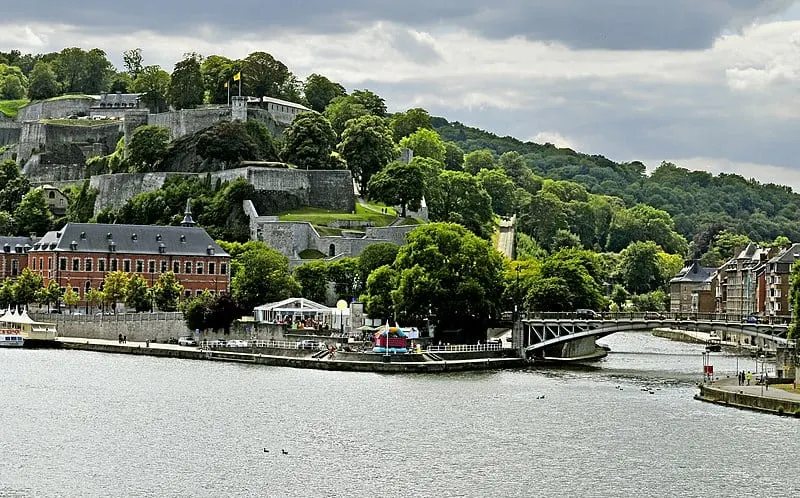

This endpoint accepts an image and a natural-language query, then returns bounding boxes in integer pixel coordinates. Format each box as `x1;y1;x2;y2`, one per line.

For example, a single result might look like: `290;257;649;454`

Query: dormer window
159;243;166;254
107;233;113;240
70;241;77;250
156;234;162;241
109;241;117;252
2;244;9;253
132;233;138;241
56;232;62;238
207;245;215;255
80;232;86;240
180;235;186;243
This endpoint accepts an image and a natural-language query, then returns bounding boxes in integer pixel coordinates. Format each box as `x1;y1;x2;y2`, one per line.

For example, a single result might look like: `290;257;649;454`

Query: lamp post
514;265;521;321
760;354;766;396
702;351;707;384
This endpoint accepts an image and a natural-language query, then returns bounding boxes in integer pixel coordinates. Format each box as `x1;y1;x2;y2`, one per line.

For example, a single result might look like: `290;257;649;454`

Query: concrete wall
696;384;800;416
17;97;96;122
30;312;192;342
22;155;86;184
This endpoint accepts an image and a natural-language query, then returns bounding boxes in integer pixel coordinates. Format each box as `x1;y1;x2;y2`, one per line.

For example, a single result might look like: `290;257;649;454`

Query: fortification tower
122;110;150;158
231;96;248;122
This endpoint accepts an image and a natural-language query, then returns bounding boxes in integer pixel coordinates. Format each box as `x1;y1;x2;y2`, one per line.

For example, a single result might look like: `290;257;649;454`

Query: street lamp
760;354;766;396
701;351;707;384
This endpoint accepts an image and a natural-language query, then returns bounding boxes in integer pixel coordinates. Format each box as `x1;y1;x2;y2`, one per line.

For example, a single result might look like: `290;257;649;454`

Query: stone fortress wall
90;166;356;214
244;200;418;265
16;96;96;122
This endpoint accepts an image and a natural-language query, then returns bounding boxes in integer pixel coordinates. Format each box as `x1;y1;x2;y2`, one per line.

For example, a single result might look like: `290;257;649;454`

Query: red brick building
1;236;36;280
28;220;230;307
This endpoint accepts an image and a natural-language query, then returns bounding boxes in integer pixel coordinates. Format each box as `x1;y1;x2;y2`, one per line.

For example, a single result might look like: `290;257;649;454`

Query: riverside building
27;207;230;306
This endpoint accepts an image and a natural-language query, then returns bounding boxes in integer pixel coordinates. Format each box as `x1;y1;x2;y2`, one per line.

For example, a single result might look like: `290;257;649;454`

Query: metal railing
528;311;792;324
200;339;327;350
426;344;503;352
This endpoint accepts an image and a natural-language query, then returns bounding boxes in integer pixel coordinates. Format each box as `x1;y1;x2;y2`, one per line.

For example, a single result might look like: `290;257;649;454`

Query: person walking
746;371;752;386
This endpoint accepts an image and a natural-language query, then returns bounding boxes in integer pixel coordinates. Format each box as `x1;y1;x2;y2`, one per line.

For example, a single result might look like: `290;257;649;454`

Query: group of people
117;333;128;344
738;370;760;387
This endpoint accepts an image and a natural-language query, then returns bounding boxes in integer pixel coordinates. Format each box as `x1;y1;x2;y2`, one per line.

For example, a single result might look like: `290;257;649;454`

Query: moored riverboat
0;328;24;347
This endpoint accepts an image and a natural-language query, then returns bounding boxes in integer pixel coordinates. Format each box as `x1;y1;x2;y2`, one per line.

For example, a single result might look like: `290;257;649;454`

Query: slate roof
93;93;143;109
768;243;800;264
259;96;310;111
670;261;716;284
1;236;37;253
30;223;229;258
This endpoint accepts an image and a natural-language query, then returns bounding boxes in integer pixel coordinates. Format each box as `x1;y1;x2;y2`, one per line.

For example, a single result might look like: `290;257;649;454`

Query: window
71;258;80;271
48;191;55;199
110;259;117;271
40;258;44;270
196;290;203;297
209;262;216;275
184;290;191;300
60;258;67;271
149;261;156;273
123;260;131;272
329;244;336;257
85;259;93;272
11;260;18;276
776;276;782;285
196;262;203;275
161;261;168;273
220;263;227;275
32;258;37;270
98;260;105;272
776;302;782;311
185;261;192;274
173;261;180;274
136;260;144;273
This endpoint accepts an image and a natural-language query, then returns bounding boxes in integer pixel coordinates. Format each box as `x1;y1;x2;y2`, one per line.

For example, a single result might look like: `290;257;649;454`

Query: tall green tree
303;73;346;112
443;142;464;171
168;53;205;110
350;89;386;117
132;65;170;113
357;243;399;287
230;242;300;311
294;260;329;304
618;241;664;295
390;108;432;142
427;170;494;239
66;180;98;223
0;159;31;213
27;61;59;100
201;54;236;104
12;268;43;310
463;149;495;175
0;278;14;309
384;223;504;334
196;120;259;166
125;274;152;312
281;112;338;170
122;48;144;79
399;128;446;164
102;271;129;312
367;161;424;217
477;168;516;216
241;51;298;101
323;96;369;137
127;125;170;172
62;285;79;313
13;188;52;236
339;114;398;194
152;271;184;312
0;64;28;99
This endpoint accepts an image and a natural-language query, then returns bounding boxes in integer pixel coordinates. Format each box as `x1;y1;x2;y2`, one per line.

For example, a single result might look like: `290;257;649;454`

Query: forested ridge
434;117;800;249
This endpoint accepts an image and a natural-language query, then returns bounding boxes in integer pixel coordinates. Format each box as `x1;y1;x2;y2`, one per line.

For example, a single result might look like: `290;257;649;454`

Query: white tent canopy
254;297;334;324
0;309;36;325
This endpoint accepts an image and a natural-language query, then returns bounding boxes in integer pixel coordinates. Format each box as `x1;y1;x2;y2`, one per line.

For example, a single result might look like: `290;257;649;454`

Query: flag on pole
233;72;241;81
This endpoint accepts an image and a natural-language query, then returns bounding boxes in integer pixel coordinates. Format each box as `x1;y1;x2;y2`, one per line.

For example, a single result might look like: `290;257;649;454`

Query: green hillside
433;117;800;247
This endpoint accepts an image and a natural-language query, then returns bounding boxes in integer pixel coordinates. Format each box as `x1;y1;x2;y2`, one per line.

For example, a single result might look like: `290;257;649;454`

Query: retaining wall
17;97;95;122
0;121;20;147
696;384;800;417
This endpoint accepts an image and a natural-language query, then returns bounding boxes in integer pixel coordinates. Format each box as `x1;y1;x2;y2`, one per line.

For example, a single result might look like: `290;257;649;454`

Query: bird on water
281;449;289;455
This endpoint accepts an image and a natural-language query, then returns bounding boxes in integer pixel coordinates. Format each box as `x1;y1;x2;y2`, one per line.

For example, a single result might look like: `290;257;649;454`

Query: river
1;332;798;497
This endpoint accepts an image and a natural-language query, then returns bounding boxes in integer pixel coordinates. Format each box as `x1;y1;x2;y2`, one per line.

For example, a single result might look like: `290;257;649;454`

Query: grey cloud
5;0;796;50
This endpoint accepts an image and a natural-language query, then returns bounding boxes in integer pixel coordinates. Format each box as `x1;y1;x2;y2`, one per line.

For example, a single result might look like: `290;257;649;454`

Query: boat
0;308;57;347
0;328;24;347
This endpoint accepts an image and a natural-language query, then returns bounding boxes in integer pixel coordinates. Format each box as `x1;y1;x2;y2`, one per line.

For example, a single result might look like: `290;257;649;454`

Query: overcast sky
2;1;800;188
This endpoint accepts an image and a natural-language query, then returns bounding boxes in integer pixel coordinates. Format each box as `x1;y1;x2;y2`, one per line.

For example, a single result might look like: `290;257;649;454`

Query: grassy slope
0;99;30;118
278;204;397;227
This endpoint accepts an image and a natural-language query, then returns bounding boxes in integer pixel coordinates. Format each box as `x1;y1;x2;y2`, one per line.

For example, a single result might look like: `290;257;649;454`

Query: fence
427;344;503;353
29;312;184;323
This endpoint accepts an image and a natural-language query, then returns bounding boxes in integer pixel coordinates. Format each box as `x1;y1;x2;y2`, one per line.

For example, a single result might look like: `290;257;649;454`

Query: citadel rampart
16;97;95;122
0;119;21;148
90;166;356;214
18;121;121;165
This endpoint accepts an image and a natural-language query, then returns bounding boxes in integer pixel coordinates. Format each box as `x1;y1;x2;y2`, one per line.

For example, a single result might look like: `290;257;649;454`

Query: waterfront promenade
55;336;526;373
696;376;800;416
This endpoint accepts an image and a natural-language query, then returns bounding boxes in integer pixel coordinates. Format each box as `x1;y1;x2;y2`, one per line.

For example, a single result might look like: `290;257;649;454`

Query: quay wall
59;341;526;373
695;384;800;417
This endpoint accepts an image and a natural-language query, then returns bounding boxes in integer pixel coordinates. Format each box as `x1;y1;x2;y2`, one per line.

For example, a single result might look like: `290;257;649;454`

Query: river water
1;332;798;497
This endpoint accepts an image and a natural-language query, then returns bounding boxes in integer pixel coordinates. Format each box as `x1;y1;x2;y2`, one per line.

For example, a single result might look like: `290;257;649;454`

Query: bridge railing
526;312;791;325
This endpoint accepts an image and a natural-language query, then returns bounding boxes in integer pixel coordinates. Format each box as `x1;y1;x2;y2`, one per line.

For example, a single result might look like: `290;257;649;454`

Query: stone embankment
56;337;526;373
695;378;800;417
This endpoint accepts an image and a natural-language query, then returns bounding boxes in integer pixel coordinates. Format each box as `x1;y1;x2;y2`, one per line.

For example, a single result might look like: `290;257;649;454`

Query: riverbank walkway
707;376;800;401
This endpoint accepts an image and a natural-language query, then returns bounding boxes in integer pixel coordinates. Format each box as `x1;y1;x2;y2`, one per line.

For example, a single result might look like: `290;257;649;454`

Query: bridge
514;312;790;362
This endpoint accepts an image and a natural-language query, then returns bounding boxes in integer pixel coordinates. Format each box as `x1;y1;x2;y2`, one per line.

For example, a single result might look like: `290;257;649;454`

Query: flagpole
238;75;242;97
227;80;230;106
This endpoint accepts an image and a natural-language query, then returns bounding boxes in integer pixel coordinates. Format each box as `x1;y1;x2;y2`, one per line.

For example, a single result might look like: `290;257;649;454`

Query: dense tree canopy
339;114;397;194
282;112;338;170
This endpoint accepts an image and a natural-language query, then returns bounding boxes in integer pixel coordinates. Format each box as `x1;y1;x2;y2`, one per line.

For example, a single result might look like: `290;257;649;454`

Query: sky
2;1;800;189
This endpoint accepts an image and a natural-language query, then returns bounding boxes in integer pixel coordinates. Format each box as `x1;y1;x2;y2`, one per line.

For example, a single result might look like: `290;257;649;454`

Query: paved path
708;376;800;401
496;216;515;259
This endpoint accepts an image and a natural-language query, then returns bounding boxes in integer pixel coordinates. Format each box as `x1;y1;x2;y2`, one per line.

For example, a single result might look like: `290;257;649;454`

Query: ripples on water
1;332;798;497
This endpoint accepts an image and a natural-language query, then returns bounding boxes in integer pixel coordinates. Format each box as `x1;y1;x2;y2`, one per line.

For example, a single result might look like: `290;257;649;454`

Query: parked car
744;315;760;324
576;309;600;319
226;340;248;347
645;312;666;320
177;336;198;347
